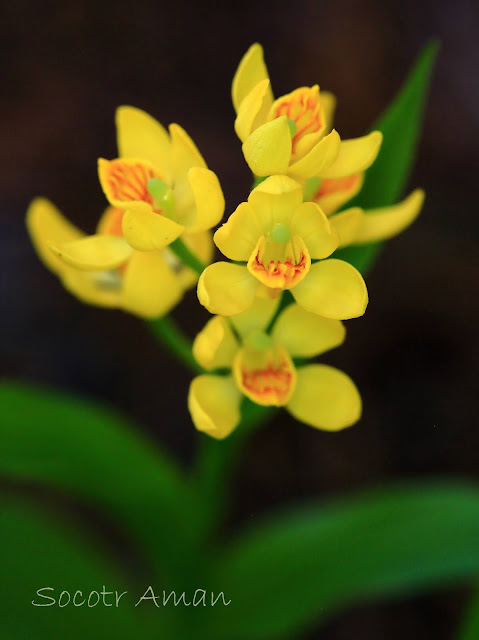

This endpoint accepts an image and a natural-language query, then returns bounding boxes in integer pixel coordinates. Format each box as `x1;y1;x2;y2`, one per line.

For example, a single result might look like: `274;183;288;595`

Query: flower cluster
27;107;224;318
192;44;424;438
27;43;424;438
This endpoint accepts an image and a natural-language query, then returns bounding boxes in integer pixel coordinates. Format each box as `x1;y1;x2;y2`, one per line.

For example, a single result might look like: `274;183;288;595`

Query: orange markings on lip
99;207;124;238
237;346;296;406
242;361;293;405
106;160;162;212
96;206;129;274
274;88;322;152
251;252;307;288
315;174;361;199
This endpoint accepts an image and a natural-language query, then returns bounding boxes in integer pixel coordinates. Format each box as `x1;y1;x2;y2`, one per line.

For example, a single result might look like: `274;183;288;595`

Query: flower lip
233;340;296;406
247;235;311;290
99;158;165;214
270;86;323;155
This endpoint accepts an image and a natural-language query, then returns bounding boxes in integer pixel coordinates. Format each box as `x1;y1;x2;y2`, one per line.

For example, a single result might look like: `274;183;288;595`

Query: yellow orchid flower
232;43;382;183
307;172;425;248
95;105;225;253
188;298;361;439
26;198;212;318
197;175;368;318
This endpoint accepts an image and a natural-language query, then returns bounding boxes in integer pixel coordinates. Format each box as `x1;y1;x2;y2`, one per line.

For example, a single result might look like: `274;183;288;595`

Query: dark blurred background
1;0;478;637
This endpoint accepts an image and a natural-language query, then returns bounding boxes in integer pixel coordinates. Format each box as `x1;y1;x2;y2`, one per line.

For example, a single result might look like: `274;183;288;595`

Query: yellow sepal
248;175;303;229
287;364;361;431
288;130;341;181
290;201;339;259
26;198;84;275
193;316;239;370
185;167;225;233
61;269;122;309
292;258;368;319
121;250;183;318
272;305;346;358
235;78;271;142
320;131;383;179
169;123;207;216
232;43;273;113
49;234;132;271
121;202;184;251
214;202;262;262
188;375;241;439
115;106;171;183
197;262;259;316
353;189;425;244
329;207;365;248
320;91;336;132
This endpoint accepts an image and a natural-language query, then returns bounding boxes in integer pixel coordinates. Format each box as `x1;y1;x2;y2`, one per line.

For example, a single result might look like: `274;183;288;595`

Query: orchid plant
5;41;479;640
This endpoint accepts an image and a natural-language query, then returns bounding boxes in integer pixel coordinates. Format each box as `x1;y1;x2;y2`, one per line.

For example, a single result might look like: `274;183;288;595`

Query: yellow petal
248;174;303;229
293;129;325;164
272;304;346;357
177;230;214;290
320;131;383;179
188;375;241;439
170;123;207;215
353;189;425;244
313;173;364;216
287;364;361;431
329;207;365;248
26;198;84;275
290;201;339;259
115;106;171;182
197;262;258;316
49;234;132;271
230;295;280;338
121;250;183;318
232;43;273;113
184;167;225;233
61;269;122;309
192;316;239;370
288;130;341;181
235;78;272;142
242;117;292;176
214;202;262;261
292;258;368;319
321;91;336;132
170;122;206;178
122;202;184;251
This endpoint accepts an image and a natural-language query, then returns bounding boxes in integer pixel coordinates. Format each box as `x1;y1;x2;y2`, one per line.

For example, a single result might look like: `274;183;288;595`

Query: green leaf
0;381;199;578
0;497;162;639
334;41;439;274
454;586;479;640
206;481;479;639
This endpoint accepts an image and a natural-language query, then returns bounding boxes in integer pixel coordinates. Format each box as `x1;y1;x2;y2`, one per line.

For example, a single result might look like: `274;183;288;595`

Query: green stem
169;237;207;275
455;584;479;640
148;315;202;374
192;400;277;538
